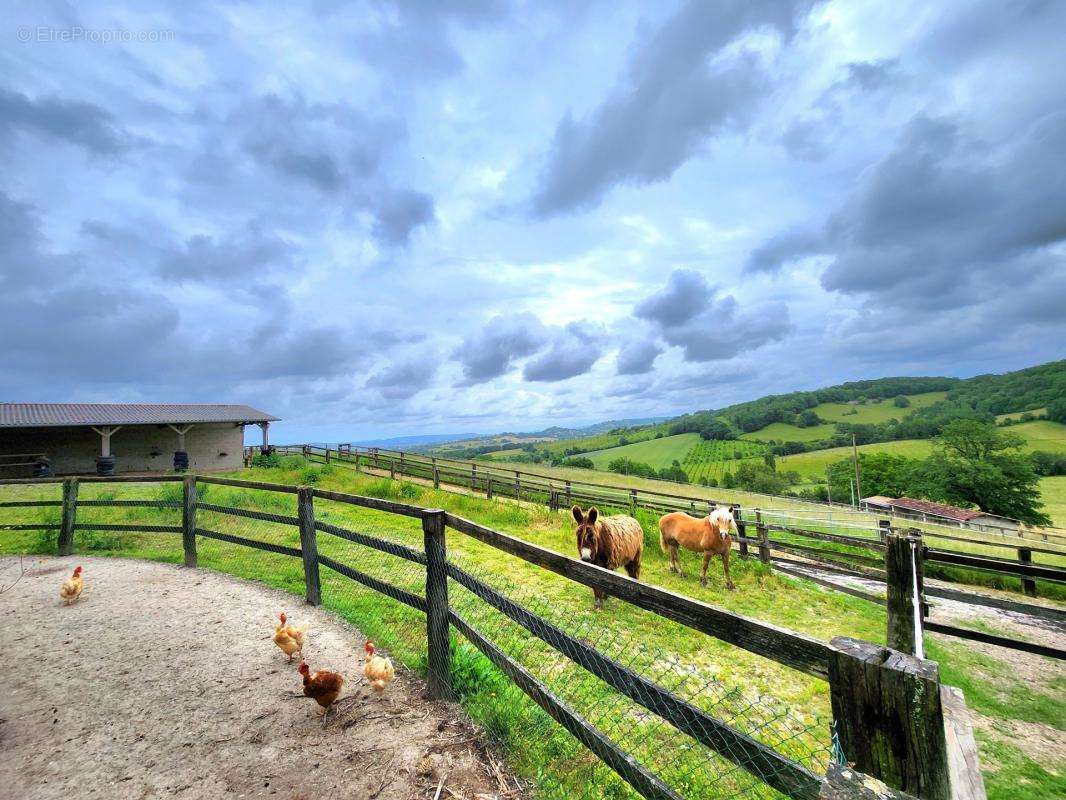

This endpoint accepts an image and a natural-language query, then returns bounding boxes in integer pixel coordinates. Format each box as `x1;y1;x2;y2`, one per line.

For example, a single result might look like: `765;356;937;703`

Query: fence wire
0;474;833;800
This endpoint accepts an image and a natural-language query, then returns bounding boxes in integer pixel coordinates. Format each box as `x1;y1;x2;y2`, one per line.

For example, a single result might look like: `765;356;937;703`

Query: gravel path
1;556;517;800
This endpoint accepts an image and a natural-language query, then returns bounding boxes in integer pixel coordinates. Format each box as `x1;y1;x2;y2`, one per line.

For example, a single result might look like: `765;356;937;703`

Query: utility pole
825;466;833;505
850;477;856;508
852;433;863;506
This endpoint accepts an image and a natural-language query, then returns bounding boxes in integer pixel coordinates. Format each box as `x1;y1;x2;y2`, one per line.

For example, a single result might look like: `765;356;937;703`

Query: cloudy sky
3;1;1064;443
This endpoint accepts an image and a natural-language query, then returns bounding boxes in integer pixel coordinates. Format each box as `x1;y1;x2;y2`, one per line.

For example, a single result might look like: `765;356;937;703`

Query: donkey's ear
571;506;584;524
587;507;599;524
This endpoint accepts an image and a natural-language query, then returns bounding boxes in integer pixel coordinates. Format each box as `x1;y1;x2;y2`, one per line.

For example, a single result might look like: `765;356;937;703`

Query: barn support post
90;425;121;476
182;475;198;567
297;487;321;606
885;530;925;656
755;509;770;564
167;424;193;472
734;504;748;560
828;637;951;800
422;509;454;701
1018;548;1036;597
58;477;78;556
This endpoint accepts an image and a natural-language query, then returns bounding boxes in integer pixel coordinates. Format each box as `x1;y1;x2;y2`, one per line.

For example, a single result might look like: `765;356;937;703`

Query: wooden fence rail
0;472;987;800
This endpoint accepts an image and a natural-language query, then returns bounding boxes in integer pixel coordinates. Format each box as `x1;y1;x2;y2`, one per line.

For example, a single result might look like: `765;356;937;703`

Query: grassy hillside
779;440;936;481
741;422;837;443
812;391;949;424
1010;420;1066;454
1040;477;1066;527
997;407;1047;422
582;433;699;469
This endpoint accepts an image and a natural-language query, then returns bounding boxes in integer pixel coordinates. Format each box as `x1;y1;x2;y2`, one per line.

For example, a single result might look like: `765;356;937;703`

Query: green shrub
251;452;280;468
298;466;323;485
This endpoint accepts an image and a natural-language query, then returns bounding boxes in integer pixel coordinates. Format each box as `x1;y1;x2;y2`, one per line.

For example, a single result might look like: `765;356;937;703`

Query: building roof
0;403;279;428
861;495;895;507
863;495;986;522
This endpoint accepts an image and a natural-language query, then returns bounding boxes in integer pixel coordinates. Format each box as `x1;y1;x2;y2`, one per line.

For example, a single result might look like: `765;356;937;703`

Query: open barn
0;404;278;477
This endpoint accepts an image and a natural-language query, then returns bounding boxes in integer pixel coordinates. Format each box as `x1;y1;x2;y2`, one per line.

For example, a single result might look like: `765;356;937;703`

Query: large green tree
922;420;1050;525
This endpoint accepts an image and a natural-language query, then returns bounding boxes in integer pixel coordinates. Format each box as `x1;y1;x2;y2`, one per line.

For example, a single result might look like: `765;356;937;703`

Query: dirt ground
0;556;522;800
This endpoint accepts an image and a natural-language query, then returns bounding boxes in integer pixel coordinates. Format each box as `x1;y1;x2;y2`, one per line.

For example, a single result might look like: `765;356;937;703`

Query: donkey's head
572;506;601;562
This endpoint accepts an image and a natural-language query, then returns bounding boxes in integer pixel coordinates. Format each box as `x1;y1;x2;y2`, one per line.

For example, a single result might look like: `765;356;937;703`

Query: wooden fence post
487;478;494;500
734;504;747;560
829;637;951;800
389;459;396;480
885;530;924;655
755;509;770;564
297;487;321;606
565;481;572;507
182;475;197;567
471;464;477;491
58;477;78;556
629;489;637;514
1018;548;1036;597
422;509;454;701
399;452;405;475
548;487;557;511
325;447;331;464
354;451;360;472
433;465;440;489
515;471;521;499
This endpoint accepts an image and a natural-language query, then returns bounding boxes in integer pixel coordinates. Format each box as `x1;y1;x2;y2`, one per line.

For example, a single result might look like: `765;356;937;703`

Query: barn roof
867;495;986;522
0;403;279;428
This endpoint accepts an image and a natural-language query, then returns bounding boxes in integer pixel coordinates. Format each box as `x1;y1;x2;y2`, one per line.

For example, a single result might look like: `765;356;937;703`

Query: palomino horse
571;506;644;609
658;505;737;590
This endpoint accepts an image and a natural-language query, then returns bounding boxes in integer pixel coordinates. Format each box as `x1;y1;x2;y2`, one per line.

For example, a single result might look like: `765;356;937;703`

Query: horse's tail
658;516;669;553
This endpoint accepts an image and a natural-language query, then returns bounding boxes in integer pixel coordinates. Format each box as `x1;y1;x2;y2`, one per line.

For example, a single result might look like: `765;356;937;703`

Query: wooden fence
279;445;1066;598
272;443;1066;662
0;471;987;800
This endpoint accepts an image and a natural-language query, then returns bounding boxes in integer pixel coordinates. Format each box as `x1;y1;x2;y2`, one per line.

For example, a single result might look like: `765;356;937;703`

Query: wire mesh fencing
0;474;839;800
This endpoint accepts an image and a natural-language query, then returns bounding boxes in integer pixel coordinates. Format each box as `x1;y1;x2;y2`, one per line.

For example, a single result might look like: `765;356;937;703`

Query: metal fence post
734;504;747;560
58;477;78;556
756;509;770;564
297;487;321;605
422;509;454;701
829;637;951;800
1018;548;1036;596
885;530;924;655
878;519;890;543
182;475;197;567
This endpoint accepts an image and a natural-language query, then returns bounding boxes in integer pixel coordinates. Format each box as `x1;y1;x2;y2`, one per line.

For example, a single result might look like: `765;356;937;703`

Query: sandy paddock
0;556;519;799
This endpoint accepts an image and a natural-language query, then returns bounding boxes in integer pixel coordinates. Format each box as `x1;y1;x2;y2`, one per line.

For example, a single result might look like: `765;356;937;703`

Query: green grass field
0;460;1060;800
996;407;1047;422
582;432;700;469
811;391;949;425
741;422;837;443
1039;477;1066;527
1010;420;1066;454
778;440;936;480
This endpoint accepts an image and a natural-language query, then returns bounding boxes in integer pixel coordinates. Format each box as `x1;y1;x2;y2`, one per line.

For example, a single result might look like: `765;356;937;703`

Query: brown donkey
571;506;644;610
658;506;737;590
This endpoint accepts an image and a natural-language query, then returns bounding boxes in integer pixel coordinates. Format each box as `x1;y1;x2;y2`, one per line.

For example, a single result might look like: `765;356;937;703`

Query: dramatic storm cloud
2;1;1063;441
